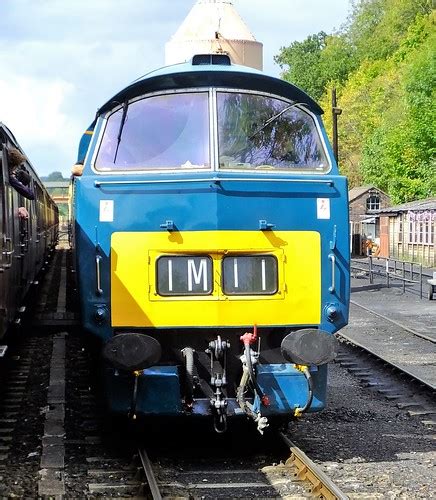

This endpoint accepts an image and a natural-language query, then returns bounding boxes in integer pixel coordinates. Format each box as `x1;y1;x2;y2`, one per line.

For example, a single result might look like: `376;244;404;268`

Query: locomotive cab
71;55;350;432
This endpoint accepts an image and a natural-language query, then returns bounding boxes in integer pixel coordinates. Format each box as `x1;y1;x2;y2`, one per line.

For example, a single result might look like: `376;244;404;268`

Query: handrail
95;255;103;295
329;253;336;293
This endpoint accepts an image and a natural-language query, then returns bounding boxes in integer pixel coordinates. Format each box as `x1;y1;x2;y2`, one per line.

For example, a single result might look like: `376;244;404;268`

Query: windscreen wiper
113;100;129;163
248;102;303;140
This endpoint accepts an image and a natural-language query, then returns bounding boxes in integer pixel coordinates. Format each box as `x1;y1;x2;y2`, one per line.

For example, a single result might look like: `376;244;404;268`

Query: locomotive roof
97;58;323;116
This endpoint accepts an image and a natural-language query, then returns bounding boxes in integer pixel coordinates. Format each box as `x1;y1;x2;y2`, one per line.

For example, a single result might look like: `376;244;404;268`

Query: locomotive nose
281;329;338;366
102;333;162;371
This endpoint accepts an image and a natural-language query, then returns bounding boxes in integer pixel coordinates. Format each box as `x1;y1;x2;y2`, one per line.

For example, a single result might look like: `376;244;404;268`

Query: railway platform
342;274;436;390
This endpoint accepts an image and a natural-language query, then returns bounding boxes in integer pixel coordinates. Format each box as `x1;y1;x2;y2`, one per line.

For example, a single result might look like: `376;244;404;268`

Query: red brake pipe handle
240;324;258;346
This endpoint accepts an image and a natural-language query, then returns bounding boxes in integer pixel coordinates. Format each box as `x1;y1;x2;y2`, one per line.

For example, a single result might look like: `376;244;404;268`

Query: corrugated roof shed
378;197;436;214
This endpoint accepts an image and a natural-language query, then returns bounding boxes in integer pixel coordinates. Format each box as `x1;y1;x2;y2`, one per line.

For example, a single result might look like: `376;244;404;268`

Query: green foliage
359;21;436;202
275;32;327;100
276;0;435;203
347;0;430;61
41;171;67;182
319;34;358;87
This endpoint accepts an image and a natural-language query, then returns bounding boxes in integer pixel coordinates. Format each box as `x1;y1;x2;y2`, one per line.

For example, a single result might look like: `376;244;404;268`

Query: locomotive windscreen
94;89;329;173
95;92;210;171
217;92;328;171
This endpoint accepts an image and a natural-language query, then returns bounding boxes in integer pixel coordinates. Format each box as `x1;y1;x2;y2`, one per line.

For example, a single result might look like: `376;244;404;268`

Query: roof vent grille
192;54;231;66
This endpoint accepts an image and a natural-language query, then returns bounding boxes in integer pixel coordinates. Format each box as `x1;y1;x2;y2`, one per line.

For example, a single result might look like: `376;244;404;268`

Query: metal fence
351;256;425;298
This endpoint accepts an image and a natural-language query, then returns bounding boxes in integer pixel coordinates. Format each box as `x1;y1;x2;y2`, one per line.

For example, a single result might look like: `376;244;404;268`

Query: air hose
182;347;195;403
294;365;314;417
240;327;269;407
236;361;269;434
244;344;269;406
128;370;141;420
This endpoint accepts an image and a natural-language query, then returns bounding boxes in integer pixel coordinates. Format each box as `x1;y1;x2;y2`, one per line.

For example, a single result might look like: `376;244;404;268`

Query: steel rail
337;332;436;392
350;299;435;344
138;448;162;500
279;432;349;500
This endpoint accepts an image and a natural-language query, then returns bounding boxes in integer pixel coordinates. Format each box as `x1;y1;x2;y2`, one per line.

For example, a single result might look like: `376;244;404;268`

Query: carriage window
95;93;210;171
217;92;328;172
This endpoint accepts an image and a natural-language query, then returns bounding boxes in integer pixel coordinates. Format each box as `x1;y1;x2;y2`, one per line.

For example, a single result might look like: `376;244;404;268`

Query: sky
0;0;352;177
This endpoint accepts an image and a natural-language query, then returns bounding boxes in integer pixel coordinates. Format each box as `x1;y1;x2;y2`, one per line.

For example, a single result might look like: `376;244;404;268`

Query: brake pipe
236;366;269;434
240;326;270;407
128;370;142;420
293;365;314;417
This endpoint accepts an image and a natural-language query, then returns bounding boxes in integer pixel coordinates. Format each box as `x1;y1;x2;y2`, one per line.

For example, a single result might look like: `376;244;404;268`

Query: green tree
45;171;66;181
359;18;436;202
347;0;431;62
319;34;357;88
274;32;328;100
276;0;435;202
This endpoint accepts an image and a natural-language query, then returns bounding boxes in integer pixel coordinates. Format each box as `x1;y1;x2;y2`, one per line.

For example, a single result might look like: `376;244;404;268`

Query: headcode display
222;256;278;295
156;255;278;296
157;256;213;296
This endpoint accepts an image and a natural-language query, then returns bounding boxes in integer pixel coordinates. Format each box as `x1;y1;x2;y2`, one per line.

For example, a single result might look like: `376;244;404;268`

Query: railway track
80;438;349;498
3;247;433;497
132;433;349;499
350;299;435;344
339;294;435;390
338;328;435;392
60;334;351;499
68;393;349;499
0;325;54;497
335;337;436;426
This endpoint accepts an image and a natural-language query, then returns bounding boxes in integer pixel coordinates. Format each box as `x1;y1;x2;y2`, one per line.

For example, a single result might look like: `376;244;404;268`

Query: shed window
408;215;435;246
366;194;380;211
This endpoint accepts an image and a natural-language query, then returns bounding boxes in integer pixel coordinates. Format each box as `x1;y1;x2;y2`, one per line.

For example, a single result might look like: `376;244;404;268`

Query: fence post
386;259;390;288
369;256;373;284
420;264;422;299
402;261;405;293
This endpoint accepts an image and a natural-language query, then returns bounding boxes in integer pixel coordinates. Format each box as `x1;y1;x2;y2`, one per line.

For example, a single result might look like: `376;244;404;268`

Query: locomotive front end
72;57;349;432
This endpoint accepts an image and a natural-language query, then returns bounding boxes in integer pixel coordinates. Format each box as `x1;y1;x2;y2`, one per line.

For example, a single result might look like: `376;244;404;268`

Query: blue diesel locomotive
71;54;349;433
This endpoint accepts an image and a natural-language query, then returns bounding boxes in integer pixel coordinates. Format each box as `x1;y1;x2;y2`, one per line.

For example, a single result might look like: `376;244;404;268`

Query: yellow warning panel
111;231;321;328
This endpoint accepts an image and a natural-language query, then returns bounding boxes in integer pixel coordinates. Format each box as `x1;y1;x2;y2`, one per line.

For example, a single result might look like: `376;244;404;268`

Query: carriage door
0;146;14;337
18;193;29;288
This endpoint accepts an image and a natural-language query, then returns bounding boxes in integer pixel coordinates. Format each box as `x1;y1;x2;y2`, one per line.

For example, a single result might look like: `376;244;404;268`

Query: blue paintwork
72;57;350;420
98;59;323;115
77;121;96;164
74;171;349;340
256;364;326;414
103;363;327;416
104;366;183;415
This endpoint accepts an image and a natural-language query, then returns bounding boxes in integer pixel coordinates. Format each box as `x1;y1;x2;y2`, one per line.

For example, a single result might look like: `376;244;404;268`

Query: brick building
348;185;391;255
